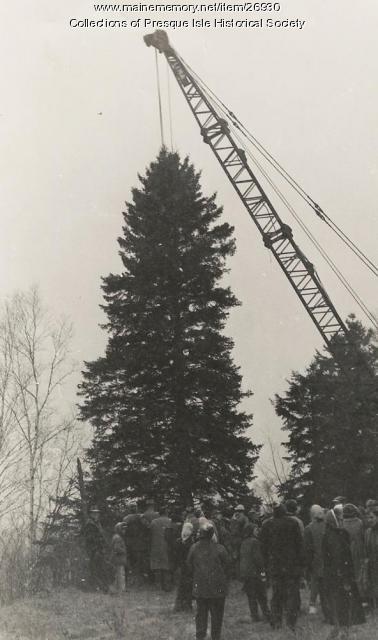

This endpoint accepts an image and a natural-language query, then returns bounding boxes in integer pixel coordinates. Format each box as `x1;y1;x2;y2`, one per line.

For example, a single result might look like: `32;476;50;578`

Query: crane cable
174;54;377;327
179;54;378;278
155;50;165;147
230;126;378;329
166;60;174;151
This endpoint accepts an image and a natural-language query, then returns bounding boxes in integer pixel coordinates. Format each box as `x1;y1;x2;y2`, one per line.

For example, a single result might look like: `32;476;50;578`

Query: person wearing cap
82;507;109;592
187;523;230;640
122;503;146;586
150;506;173;591
110;522;127;594
260;503;305;631
212;510;232;554
304;505;332;621
285;499;304;537
138;499;160;581
330;497;347;522
322;507;365;638
229;505;248;576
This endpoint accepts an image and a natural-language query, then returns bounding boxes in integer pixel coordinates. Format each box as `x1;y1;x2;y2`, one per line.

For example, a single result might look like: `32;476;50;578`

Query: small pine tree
79;149;260;507
275;316;378;508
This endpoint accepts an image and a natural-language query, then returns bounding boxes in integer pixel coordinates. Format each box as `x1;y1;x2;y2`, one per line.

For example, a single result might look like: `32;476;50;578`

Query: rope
166;60;174;151
155;50;165;147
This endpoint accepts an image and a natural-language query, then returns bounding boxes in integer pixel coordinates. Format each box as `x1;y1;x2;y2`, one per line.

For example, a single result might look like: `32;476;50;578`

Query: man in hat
82;507;109;592
229;505;248;576
285;499;304;537
304;505;331;620
187;523;230;640
139;499;159;580
122;503;146;585
150;506;173;591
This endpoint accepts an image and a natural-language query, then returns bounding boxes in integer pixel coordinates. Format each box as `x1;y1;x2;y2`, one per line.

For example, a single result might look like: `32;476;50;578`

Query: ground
0;584;376;640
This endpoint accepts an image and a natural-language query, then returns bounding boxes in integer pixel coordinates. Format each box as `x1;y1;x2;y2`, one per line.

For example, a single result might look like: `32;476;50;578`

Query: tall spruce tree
79;149;260;508
275;316;378;508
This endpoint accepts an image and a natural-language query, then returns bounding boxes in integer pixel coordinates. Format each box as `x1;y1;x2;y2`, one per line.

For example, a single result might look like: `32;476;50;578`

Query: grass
0;583;376;640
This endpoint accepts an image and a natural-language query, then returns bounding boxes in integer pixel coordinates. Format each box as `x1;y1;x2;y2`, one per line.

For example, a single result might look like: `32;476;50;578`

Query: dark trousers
195;597;225;640
244;577;270;621
174;567;193;611
311;575;333;622
88;552;109;592
154;569;172;591
271;575;300;630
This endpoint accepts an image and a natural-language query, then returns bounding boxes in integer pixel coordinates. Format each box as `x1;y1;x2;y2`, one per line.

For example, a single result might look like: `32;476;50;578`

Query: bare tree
0;287;78;545
253;436;290;509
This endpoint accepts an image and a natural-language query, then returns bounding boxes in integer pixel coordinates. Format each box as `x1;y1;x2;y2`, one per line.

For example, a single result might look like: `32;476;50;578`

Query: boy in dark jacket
239;523;270;622
187;523;230;640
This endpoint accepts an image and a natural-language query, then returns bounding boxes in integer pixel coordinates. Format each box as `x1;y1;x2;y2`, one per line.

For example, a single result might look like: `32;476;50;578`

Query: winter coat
122;513;147;552
289;514;304;536
150;515;172;571
260;509;305;578
111;532;127;567
304;520;325;577
343;517;365;596
215;520;232;554
83;518;106;557
365;525;378;598
239;536;264;580
323;517;355;586
165;520;182;570
229;513;249;552
322;512;365;626
187;539;230;599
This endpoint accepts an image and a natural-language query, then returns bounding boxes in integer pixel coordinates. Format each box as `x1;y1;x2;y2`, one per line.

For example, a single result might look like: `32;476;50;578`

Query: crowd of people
82;496;378;639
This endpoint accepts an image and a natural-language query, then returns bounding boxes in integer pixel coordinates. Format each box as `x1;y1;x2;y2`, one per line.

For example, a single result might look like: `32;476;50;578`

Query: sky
1;0;377;482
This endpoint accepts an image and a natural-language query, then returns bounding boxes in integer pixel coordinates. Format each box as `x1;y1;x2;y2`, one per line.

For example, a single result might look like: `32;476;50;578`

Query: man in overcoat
187;523;230;640
260;503;305;631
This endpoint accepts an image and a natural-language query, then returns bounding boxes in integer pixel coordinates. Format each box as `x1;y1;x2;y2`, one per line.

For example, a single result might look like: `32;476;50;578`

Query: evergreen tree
275;316;378;508
79;149;260;508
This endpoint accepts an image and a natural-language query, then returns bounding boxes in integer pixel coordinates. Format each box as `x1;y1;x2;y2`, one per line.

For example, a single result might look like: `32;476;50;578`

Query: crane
144;30;359;348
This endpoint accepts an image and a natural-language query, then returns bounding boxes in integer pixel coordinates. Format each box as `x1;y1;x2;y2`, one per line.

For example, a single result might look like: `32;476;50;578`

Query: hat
285;499;298;515
273;504;287;518
235;504;245;512
331;496;346;505
343;504;360;519
325;509;342;528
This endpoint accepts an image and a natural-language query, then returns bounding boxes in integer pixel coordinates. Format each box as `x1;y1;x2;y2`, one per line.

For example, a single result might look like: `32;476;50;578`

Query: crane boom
144;30;348;347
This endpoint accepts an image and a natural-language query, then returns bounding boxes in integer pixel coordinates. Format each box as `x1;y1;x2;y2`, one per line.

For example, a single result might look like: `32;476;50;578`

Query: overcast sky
1;0;377;479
